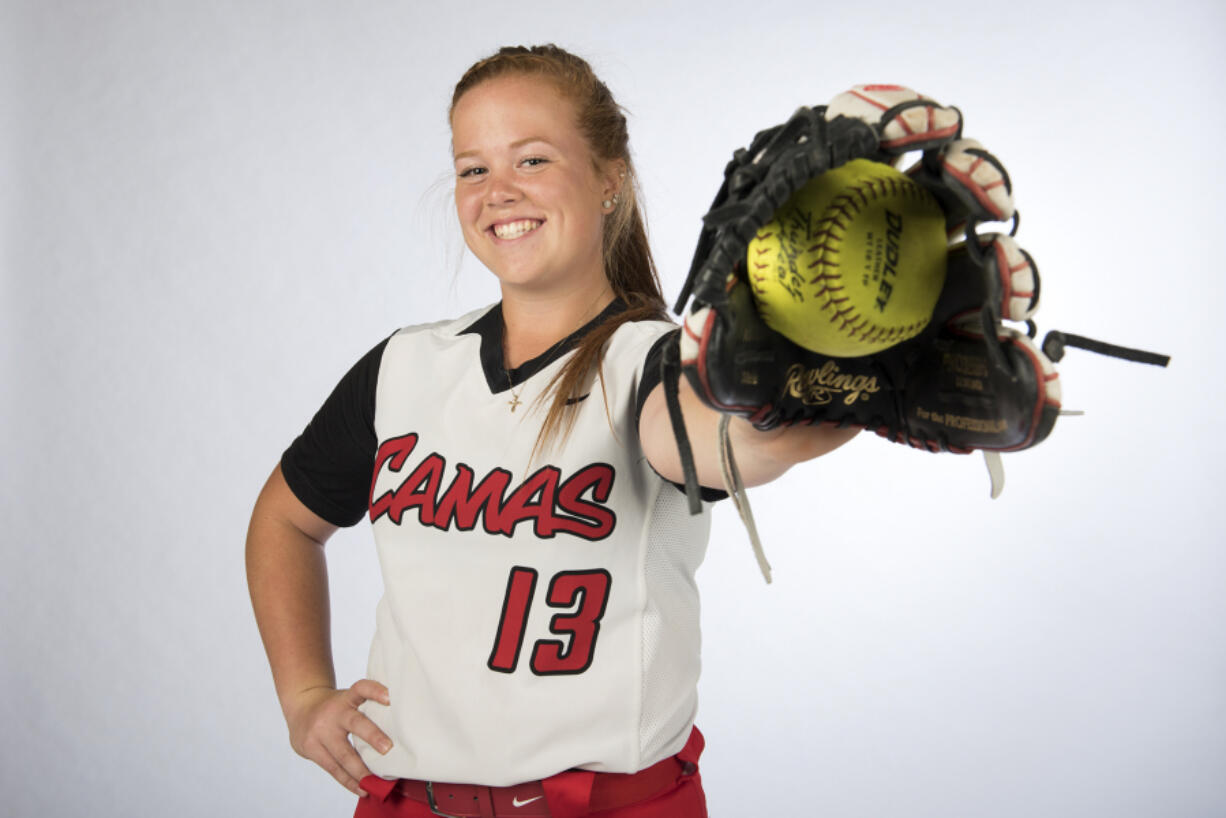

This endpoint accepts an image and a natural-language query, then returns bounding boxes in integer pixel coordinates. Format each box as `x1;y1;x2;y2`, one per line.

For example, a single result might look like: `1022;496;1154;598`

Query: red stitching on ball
760;170;938;350
831;200;858;218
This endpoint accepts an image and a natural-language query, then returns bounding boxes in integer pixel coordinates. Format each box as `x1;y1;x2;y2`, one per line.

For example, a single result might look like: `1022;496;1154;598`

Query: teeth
493;219;541;240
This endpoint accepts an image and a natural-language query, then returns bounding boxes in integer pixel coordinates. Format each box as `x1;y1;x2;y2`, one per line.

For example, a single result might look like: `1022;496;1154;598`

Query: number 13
487;567;611;676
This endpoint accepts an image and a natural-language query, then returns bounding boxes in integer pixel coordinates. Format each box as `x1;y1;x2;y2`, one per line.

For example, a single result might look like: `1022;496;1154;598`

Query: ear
599;158;627;200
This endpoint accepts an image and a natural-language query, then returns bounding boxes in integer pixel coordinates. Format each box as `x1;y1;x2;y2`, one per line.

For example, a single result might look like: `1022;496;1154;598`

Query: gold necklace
504;368;523;413
501;288;612;414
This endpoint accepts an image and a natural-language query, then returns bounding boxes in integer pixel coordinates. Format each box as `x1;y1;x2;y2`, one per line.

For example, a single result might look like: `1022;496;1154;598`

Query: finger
345;710;394;755
308;740;368;798
349;678;390;706
326;733;376;791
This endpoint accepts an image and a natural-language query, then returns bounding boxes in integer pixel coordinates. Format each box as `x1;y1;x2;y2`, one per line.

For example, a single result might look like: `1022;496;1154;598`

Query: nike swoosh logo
512;795;544;807
564;393;590;405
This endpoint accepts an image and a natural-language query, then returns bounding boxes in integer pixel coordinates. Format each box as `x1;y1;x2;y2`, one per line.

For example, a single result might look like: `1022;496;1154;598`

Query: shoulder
379;304;497;371
387;304;494;346
604;317;677;365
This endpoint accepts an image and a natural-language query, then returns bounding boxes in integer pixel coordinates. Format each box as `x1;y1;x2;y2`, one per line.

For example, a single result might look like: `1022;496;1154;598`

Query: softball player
247;44;856;818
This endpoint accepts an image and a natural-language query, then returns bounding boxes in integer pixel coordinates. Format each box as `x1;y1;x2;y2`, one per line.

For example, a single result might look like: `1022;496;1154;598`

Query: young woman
247;44;856;818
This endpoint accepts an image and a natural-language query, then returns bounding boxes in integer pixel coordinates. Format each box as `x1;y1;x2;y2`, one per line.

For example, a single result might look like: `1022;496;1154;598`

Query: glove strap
661;337;703;515
1041;331;1171;367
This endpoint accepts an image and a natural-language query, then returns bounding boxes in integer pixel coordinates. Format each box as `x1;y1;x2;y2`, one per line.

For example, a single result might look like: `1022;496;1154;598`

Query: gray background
3;1;1222;816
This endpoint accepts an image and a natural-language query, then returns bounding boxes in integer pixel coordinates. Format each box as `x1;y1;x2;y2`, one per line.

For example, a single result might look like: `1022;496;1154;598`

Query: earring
602;198;613;210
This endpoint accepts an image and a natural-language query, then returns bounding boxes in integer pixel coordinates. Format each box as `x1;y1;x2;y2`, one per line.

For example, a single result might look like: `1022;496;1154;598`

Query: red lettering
383;454;444;525
369;434;616;540
555;464;617;540
369;434;418;522
434;464;512;533
496;467;562;537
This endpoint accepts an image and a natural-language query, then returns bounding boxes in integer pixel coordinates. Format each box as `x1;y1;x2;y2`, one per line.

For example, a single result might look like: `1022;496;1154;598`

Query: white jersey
286;302;713;786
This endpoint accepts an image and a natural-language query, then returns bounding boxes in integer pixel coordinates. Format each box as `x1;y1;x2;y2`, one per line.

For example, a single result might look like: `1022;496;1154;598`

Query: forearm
640;377;859;490
722;410;858;485
246;470;338;716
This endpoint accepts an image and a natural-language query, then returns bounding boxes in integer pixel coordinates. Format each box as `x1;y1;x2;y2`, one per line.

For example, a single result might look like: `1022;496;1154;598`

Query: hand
284;680;393;797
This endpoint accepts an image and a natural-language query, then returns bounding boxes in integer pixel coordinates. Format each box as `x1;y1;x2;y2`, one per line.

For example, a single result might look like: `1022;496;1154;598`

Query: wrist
278;679;337;721
733;417;858;468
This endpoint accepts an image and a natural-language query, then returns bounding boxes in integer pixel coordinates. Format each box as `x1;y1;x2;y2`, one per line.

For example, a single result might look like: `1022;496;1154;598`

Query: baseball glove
664;85;1170;535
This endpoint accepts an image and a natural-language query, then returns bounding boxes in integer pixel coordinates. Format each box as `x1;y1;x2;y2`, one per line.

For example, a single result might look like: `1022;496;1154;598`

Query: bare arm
245;464;391;797
639;377;859;490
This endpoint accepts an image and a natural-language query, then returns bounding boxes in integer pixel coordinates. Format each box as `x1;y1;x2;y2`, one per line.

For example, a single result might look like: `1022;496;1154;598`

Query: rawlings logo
369;433;616;540
784;362;879;406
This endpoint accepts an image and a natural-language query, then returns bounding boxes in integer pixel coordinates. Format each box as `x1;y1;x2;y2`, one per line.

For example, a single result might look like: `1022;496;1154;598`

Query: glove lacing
719;414;771;584
661;338;772;583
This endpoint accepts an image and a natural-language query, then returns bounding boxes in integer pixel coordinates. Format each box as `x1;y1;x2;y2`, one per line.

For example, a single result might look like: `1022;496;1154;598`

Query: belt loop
540;770;595;818
678;726;705;775
476;786;495;818
360;775;399;804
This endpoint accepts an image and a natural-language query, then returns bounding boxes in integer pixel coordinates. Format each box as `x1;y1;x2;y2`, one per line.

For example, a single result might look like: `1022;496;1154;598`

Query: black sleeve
280;336;391;527
636;329;726;503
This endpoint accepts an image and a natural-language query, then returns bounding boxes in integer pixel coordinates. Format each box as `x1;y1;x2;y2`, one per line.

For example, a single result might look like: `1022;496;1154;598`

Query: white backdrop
3;1;1223;816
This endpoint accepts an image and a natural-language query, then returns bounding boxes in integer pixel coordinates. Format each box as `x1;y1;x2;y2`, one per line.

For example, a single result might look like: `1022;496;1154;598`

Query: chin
484;260;577;290
491;272;564;292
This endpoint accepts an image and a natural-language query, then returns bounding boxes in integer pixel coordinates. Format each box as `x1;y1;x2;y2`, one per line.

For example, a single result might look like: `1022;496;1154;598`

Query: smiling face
451;74;620;296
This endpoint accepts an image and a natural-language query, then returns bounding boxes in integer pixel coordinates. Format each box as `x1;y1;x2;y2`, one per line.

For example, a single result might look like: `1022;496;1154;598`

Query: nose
484;167;521;208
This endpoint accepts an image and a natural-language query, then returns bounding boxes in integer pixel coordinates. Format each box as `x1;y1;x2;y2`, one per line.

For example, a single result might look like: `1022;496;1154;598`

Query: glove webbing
673;108;879;316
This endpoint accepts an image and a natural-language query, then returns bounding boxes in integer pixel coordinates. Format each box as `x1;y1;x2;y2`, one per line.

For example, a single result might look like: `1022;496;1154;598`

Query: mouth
490;219;543;240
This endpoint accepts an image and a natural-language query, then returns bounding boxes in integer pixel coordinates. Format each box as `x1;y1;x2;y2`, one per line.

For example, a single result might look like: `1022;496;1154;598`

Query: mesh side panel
638;484;710;763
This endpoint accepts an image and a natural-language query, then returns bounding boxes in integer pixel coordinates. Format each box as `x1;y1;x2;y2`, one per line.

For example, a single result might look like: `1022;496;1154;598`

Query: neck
501;282;614;370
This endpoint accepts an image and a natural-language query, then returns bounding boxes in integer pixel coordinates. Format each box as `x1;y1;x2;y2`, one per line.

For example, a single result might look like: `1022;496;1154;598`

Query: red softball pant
353;729;708;818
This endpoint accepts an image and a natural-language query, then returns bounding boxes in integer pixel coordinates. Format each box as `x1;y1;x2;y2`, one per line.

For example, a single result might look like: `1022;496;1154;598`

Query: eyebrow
453;136;557;163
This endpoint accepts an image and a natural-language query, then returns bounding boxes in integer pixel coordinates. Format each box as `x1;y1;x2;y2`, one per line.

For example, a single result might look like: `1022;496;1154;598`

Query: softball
746;158;947;357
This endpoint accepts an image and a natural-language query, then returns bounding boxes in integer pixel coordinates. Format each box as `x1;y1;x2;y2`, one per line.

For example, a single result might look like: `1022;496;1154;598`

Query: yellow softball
746;158;947;357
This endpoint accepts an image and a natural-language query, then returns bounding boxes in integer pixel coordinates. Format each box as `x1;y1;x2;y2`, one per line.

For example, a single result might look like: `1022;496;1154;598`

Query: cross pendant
508;393;522;413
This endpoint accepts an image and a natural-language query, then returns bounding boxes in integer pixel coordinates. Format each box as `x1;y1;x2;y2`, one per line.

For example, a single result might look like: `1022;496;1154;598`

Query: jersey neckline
461;299;627;394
